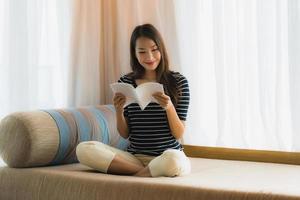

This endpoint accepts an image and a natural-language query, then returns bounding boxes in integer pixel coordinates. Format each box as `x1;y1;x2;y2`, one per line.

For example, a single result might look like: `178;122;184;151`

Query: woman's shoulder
170;71;188;83
118;72;135;84
170;71;189;93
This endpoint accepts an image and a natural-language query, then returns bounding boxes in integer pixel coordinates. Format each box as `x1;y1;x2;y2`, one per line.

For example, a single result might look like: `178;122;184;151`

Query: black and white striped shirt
118;71;190;156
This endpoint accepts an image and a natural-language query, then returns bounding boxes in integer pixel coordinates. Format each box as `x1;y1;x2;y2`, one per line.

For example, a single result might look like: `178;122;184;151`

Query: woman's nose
145;51;154;59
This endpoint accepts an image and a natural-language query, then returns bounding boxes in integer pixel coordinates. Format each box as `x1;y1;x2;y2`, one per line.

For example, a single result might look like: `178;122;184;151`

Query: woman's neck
143;71;156;81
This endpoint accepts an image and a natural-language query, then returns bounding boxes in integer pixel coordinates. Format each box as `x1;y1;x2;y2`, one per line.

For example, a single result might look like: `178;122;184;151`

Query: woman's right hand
113;92;126;113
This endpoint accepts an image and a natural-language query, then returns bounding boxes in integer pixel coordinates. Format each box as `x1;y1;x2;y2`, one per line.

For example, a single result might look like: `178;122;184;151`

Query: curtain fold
67;0;101;106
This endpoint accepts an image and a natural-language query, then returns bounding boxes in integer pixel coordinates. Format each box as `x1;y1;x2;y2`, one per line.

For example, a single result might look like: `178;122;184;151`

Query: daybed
1;105;300;200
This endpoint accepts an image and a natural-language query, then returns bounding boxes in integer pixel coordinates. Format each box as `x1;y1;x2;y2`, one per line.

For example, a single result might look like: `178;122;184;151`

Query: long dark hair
129;24;179;106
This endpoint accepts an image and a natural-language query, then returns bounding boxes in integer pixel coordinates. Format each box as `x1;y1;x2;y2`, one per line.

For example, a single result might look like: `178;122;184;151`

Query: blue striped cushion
0;105;128;168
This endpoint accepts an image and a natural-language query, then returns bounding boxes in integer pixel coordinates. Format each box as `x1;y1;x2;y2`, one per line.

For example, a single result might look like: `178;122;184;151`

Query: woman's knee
148;149;191;177
162;149;191;175
76;141;116;173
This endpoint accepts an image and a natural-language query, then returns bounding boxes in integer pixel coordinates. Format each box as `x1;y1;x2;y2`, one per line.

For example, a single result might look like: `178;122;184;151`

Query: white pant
76;141;191;177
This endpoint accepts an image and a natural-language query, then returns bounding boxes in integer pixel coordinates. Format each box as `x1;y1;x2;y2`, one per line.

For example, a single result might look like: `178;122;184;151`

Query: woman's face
135;37;161;72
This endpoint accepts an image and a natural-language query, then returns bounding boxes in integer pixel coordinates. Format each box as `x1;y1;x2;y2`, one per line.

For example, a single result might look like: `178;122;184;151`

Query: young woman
76;24;190;177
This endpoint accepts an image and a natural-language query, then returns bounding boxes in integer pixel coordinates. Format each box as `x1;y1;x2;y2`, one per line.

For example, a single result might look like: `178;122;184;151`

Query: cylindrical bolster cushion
0;105;128;168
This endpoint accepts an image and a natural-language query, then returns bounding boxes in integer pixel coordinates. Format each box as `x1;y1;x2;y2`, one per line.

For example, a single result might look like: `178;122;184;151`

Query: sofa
1;105;300;200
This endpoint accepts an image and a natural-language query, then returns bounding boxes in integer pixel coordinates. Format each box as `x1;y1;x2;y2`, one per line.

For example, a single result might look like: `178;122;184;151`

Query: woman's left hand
152;92;173;110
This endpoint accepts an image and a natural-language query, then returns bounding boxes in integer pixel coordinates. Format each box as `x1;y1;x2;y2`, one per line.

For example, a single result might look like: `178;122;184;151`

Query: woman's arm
116;111;129;139
152;92;185;139
113;92;129;139
165;103;185;139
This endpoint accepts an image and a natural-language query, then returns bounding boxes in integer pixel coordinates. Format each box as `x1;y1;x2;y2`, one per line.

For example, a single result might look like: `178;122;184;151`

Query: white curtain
0;0;71;119
1;0;300;155
0;0;102;119
174;0;300;151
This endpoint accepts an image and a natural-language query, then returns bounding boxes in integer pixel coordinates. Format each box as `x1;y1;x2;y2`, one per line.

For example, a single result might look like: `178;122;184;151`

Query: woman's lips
144;61;156;65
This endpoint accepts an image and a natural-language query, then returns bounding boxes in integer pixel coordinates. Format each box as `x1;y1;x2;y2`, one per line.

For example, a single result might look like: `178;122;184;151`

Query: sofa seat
1;157;300;200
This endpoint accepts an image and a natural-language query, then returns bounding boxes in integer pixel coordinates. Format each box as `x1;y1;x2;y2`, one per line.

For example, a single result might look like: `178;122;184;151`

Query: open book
110;82;164;110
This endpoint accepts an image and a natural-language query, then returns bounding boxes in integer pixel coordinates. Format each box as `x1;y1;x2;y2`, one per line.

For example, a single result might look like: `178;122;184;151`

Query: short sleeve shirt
118;71;190;156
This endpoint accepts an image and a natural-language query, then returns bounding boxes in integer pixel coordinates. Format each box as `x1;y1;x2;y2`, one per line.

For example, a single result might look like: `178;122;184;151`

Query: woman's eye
152;49;158;52
138;52;145;54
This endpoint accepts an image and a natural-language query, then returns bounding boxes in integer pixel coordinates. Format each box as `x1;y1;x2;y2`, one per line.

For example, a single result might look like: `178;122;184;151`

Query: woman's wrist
115;108;124;115
165;101;174;111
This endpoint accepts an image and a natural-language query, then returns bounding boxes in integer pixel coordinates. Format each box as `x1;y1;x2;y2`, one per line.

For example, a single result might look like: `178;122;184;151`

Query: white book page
110;83;138;107
136;82;164;110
